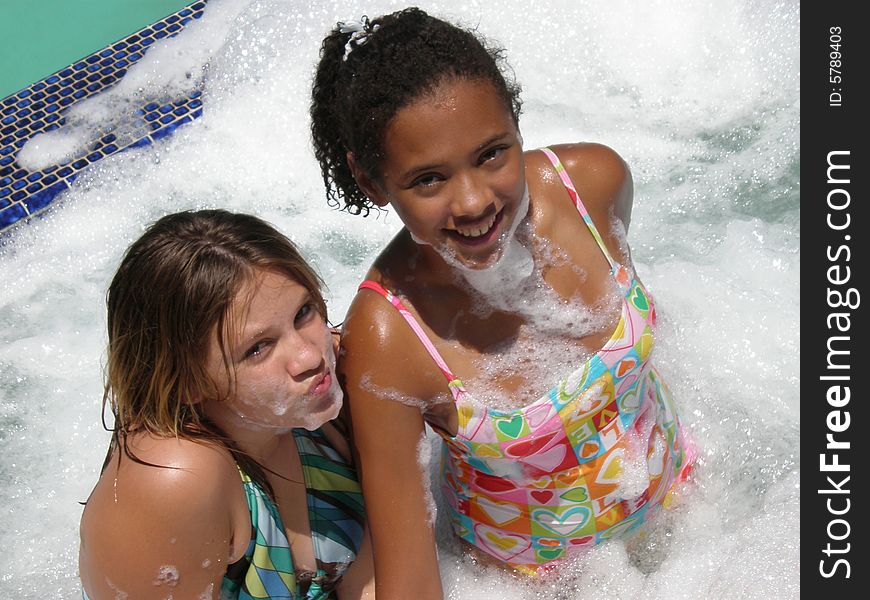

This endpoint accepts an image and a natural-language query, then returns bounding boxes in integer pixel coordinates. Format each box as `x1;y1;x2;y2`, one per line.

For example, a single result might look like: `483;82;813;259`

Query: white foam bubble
153;565;179;587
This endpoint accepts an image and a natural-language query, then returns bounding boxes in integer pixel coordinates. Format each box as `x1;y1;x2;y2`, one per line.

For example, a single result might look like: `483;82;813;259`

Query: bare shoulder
80;435;242;599
528;142;634;229
341;281;443;403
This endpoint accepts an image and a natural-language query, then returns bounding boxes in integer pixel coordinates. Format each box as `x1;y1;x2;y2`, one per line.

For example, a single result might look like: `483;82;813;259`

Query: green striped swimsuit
221;427;366;600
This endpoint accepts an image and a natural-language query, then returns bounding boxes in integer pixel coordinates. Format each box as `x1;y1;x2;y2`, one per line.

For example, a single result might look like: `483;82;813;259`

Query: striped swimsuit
221;427;365;599
359;147;693;572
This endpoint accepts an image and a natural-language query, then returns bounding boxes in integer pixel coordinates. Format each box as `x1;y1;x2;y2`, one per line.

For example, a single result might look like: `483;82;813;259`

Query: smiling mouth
448;209;504;246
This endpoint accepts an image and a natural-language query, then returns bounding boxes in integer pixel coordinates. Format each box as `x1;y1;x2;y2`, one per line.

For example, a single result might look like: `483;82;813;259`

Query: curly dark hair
310;7;523;216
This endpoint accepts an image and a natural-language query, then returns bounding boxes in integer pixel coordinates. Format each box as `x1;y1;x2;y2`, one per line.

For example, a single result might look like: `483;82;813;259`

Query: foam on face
0;0;798;597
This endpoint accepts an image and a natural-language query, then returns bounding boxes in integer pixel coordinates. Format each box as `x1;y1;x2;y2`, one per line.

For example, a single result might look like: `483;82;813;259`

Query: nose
451;172;496;224
284;333;324;379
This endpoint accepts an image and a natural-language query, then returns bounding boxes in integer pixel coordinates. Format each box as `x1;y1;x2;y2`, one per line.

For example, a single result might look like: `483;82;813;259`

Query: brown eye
295;302;314;323
244;341;269;359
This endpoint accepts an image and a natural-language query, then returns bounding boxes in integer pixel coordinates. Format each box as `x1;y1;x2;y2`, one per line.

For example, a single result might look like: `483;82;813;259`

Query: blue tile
1;176;11;186
26;172;43;182
100;76;117;86
32;91;46;101
0;145;13;155
86;73;101;83
116;59;129;69
26;182;43;193
15;107;31;118
129;52;143;61
113;50;128;59
59;68;73;77
0;198;9;209
12;180;26;190
1;116;13;126
173;106;188;116
31;110;46;120
129;137;152;149
153;22;167;30
73;61;87;71
86;151;103;162
2;97;17;107
16;99;32;109
73;90;87;100
46;114;61;124
158;114;175;125
155;31;168;40
167;14;180;23
72;159;88;170
46;75;60;84
100;48;113;58
158;104;173;114
59;87;73;97
45;84;60;94
2;106;15;116
43;165;58;174
10;190;26;201
168;23;181;33
101;133;117;144
127;34;141;43
0;187;11;199
0;156;12;166
180;8;192;16
20;89;32;98
86;55;100;64
43;174;58;185
144;102;159;111
87;83;100;93
25;180;69;213
128;43;142;52
142;37;155;46
103;143;119;154
86;63;101;73
57;167;74;178
0;203;28;228
33;82;47;91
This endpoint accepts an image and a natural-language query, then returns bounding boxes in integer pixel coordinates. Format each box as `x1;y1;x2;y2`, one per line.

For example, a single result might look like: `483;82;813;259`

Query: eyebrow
398;132;514;182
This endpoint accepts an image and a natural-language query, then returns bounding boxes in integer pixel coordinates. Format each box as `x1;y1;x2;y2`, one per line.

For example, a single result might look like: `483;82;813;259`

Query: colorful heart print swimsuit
358;147;694;572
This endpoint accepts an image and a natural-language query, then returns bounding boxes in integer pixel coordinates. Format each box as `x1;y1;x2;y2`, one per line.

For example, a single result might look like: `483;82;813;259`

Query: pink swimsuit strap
357;280;466;401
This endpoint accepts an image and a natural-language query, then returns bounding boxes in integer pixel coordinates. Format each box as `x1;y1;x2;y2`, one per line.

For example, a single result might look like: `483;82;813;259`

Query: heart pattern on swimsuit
475;524;532;562
531;506;592;537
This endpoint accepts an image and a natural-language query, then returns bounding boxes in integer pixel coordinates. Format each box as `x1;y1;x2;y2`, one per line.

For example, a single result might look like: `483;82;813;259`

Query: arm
79;438;242;600
339;294;445;600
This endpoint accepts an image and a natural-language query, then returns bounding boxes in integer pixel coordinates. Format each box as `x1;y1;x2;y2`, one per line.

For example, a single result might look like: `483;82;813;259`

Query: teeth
456;213;497;238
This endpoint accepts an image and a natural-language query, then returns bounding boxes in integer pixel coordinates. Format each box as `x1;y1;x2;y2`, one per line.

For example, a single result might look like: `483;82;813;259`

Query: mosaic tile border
0;1;210;234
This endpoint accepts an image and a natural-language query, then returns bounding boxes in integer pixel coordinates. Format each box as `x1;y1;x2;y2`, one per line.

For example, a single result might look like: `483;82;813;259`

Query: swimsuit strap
539;147;620;273
358;280;466;401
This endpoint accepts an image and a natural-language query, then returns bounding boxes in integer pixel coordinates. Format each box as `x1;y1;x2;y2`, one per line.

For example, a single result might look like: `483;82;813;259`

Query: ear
347;151;389;207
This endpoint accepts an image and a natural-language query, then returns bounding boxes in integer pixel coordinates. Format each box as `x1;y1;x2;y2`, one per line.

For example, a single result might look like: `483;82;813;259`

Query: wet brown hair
103;209;327;498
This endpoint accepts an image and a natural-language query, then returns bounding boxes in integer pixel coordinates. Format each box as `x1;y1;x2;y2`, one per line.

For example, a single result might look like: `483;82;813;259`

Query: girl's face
369;78;526;270
204;269;341;432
